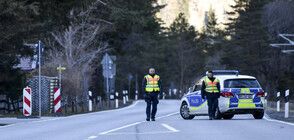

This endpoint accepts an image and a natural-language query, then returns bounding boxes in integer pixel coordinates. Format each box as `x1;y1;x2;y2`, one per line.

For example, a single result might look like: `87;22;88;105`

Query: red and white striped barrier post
54;88;61;114
23;87;32;116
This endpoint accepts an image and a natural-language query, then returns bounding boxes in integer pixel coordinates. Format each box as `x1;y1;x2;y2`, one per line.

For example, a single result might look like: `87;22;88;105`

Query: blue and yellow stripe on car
223;88;264;108
190;101;207;111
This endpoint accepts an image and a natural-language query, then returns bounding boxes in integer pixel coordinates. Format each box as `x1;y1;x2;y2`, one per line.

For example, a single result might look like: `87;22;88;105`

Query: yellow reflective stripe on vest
145;75;160;92
205;77;219;93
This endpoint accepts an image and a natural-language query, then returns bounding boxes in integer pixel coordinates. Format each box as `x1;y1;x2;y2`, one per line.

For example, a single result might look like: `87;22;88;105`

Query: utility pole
24;41;44;117
57;64;66;88
38;40;41;117
101;53;116;108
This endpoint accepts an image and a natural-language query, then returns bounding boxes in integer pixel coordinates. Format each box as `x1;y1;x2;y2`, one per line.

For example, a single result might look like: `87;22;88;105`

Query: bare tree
263;0;294;40
44;3;110;102
262;0;294;99
174;35;197;92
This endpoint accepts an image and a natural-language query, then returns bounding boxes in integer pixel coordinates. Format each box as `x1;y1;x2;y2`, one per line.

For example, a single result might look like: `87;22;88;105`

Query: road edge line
264;114;294;126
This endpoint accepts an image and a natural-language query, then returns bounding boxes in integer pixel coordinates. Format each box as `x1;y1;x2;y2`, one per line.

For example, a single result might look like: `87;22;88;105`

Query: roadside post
89;91;92;112
277;92;280;112
285;89;289;118
126;90;129;102
135;90;138;100
115;92;119;108
123;90;126;105
54;87;61;115
110;94;114;108
23;87;32;116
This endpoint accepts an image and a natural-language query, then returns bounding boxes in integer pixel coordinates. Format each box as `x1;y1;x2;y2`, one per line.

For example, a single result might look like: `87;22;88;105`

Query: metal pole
106;55;109;107
38;40;41;117
135;74;138;100
128;78;131;98
59;64;61;88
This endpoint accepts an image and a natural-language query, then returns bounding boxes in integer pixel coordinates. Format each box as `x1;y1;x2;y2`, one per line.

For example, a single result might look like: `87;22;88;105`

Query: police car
180;70;265;120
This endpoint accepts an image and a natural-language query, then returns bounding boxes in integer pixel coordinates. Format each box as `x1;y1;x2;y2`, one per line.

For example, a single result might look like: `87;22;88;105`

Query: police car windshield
224;79;261;88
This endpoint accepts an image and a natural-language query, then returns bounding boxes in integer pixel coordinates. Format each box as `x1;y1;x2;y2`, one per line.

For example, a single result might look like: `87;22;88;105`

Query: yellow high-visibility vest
205;77;219;93
145;75;160;92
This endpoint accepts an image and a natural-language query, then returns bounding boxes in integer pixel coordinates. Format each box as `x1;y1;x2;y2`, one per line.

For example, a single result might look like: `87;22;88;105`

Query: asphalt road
0;100;294;140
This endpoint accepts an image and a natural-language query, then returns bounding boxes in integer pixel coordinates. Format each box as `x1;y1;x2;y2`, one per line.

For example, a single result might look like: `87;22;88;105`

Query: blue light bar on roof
211;70;239;76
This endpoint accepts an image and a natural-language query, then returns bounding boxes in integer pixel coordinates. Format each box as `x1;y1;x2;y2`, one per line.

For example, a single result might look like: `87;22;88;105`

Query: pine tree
168;13;204;91
104;0;166;96
221;0;270;76
202;6;225;70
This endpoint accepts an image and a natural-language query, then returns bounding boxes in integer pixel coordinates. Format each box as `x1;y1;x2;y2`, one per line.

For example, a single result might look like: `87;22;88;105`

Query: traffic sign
127;74;133;80
57;67;66;70
35;41;45;65
101;53;116;78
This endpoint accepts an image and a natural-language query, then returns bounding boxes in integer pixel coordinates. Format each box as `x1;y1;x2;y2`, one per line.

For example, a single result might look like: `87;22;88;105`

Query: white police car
180;70;265;120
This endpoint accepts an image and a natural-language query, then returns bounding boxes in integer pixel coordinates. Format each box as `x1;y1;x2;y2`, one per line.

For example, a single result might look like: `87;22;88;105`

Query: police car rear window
224;79;260;88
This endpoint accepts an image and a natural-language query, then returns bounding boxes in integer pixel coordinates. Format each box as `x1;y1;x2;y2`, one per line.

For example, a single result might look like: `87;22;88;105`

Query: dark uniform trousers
206;93;219;118
145;91;159;119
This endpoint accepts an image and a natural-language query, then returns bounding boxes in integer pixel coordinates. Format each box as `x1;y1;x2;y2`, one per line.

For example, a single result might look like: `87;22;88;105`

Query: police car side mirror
189;87;193;93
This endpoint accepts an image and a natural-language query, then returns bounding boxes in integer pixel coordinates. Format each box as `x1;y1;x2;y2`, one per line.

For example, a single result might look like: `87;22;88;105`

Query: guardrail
0;95;23;114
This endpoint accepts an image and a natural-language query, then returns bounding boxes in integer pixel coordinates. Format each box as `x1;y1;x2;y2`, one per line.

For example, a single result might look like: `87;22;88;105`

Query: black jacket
201;77;220;99
142;74;162;95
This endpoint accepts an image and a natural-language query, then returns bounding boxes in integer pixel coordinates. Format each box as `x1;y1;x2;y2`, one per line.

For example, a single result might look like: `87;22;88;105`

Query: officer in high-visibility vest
142;68;162;121
201;71;220;120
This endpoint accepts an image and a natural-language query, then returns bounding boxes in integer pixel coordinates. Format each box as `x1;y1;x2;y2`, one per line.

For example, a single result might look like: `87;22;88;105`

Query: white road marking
97;111;179;136
68;101;139;118
0;101;140;129
99;122;142;135
157;112;179;119
264;116;294;126
161;124;179;132
88;136;97;139
99;131;176;135
0;118;63;129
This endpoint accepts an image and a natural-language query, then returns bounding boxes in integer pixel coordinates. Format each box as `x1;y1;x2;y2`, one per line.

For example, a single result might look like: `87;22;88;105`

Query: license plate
238;94;252;99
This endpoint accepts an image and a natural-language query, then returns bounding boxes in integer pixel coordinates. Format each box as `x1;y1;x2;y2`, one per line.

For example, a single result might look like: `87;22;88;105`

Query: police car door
189;77;207;115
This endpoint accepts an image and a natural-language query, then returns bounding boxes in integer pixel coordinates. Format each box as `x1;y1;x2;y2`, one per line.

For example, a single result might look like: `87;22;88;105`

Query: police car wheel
180;102;195;120
253;111;264;119
215;107;222;119
222;114;234;119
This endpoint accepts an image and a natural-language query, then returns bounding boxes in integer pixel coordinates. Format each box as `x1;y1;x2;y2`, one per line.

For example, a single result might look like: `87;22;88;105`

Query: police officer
201;71;220;120
142;68;162;121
